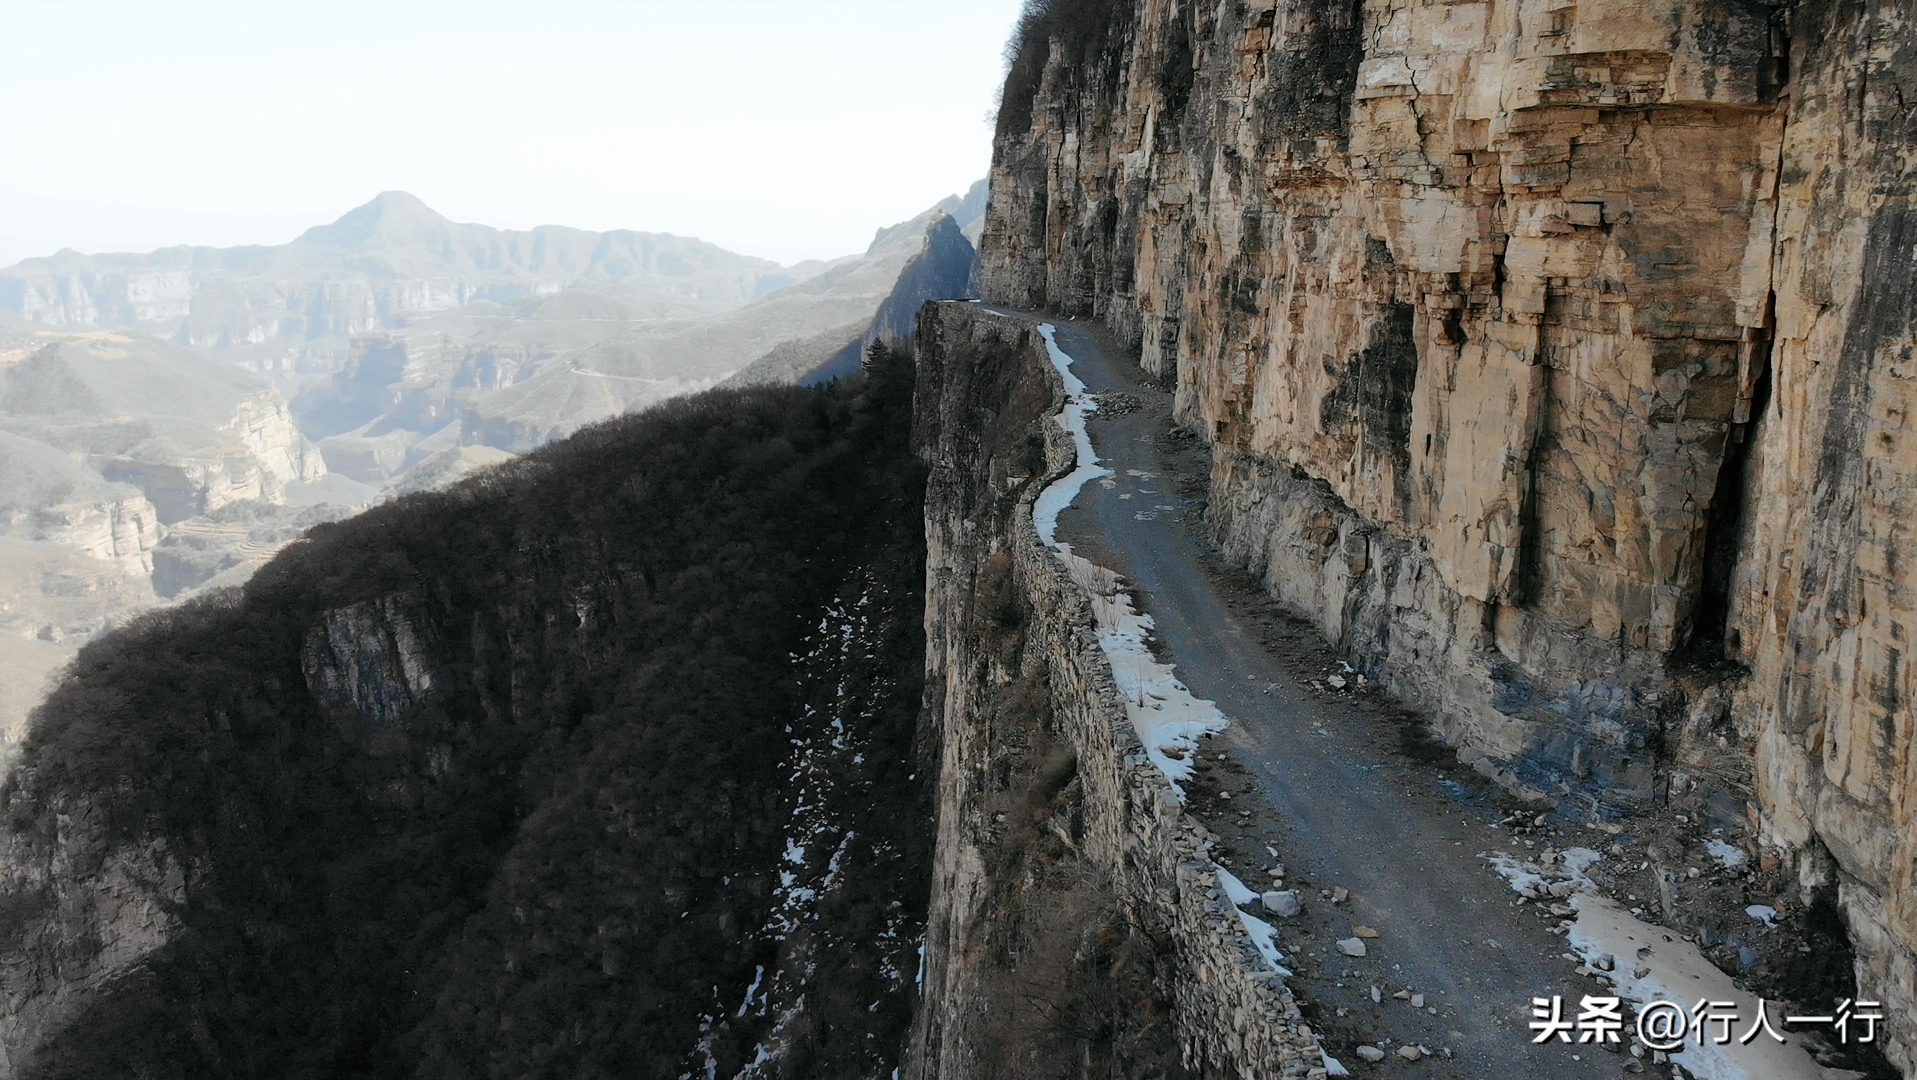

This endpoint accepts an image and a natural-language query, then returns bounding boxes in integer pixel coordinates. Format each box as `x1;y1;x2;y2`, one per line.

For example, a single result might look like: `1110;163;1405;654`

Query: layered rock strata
0;331;331;749
979;0;1915;1071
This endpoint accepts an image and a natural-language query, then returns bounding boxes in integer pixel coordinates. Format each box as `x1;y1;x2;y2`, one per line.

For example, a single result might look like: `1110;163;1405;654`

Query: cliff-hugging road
1018;312;1631;1079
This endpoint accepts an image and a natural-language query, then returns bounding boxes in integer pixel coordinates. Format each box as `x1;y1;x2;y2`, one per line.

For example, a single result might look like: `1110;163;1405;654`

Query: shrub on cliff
996;0;1137;138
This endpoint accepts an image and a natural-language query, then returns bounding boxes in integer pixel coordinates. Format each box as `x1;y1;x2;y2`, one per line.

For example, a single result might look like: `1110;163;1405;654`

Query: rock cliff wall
0;785;185;1078
909;302;1324;1078
978;0;1915;1071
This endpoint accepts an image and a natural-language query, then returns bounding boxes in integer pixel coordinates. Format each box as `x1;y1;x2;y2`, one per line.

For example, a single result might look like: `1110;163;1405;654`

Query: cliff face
0;779;185;1079
979;0;1915;1071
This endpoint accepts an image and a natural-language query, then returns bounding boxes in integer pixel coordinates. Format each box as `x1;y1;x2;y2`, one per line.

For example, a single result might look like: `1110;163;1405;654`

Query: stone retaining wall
910;301;1322;1078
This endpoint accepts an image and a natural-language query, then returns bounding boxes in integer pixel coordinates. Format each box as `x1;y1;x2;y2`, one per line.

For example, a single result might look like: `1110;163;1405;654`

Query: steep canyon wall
978;0;1915;1071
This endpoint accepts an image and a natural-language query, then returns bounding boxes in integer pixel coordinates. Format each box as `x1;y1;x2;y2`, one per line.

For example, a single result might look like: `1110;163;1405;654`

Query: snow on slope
686;571;920;1080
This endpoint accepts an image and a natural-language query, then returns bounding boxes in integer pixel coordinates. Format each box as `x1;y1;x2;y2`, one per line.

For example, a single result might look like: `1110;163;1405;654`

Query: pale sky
0;0;1023;268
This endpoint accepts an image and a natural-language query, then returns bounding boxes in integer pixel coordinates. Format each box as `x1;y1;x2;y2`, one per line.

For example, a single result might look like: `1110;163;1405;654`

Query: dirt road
1030;314;1632;1078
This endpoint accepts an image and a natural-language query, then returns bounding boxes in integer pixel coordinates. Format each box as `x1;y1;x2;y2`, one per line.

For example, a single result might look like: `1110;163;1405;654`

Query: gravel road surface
1029;313;1637;1079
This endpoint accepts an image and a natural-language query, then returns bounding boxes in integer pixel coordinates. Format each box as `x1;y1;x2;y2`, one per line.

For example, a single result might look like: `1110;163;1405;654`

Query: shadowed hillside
0;346;931;1080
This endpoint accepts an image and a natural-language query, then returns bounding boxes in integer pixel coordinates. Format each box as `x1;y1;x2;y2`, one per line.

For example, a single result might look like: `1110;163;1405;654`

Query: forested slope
0;348;930;1079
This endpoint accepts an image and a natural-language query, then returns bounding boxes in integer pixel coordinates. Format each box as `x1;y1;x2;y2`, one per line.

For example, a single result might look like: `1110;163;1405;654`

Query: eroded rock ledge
977;0;1916;1071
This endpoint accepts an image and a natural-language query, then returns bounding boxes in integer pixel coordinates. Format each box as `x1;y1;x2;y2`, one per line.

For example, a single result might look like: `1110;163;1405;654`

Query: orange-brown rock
980;0;1914;1070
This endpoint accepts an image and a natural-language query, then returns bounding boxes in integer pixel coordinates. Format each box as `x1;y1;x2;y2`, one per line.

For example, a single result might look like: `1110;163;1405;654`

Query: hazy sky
0;0;1023;268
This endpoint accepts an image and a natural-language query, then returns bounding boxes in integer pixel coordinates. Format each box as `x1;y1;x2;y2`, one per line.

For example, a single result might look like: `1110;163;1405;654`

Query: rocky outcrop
301;596;437;746
99;452;281;525
979;0;1915;1071
909;303;1322;1078
866;214;981;349
32;495;160;577
0;776;187;1077
0;434;163;578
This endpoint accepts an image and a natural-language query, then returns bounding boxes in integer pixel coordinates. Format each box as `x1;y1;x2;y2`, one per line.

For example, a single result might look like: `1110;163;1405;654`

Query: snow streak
1031;323;1228;797
684;570;919;1079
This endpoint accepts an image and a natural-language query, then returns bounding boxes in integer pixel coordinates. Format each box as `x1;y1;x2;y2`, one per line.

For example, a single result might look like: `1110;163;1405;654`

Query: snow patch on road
1486;846;1603;899
1032;324;1109;547
1482;849;1848;1078
1561;847;1604;877
1216;866;1292;974
1708;838;1750;869
1031;323;1228;797
1216;867;1259;907
1487;854;1562;899
1566;894;1836;1080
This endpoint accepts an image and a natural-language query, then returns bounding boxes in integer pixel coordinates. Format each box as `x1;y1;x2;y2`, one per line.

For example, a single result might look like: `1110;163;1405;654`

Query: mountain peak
332;190;446;229
294;191;454;253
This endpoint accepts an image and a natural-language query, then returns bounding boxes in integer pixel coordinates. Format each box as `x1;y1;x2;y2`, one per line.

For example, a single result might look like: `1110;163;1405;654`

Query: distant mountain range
0;186;985;471
0;185;984;753
1;190;804;336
